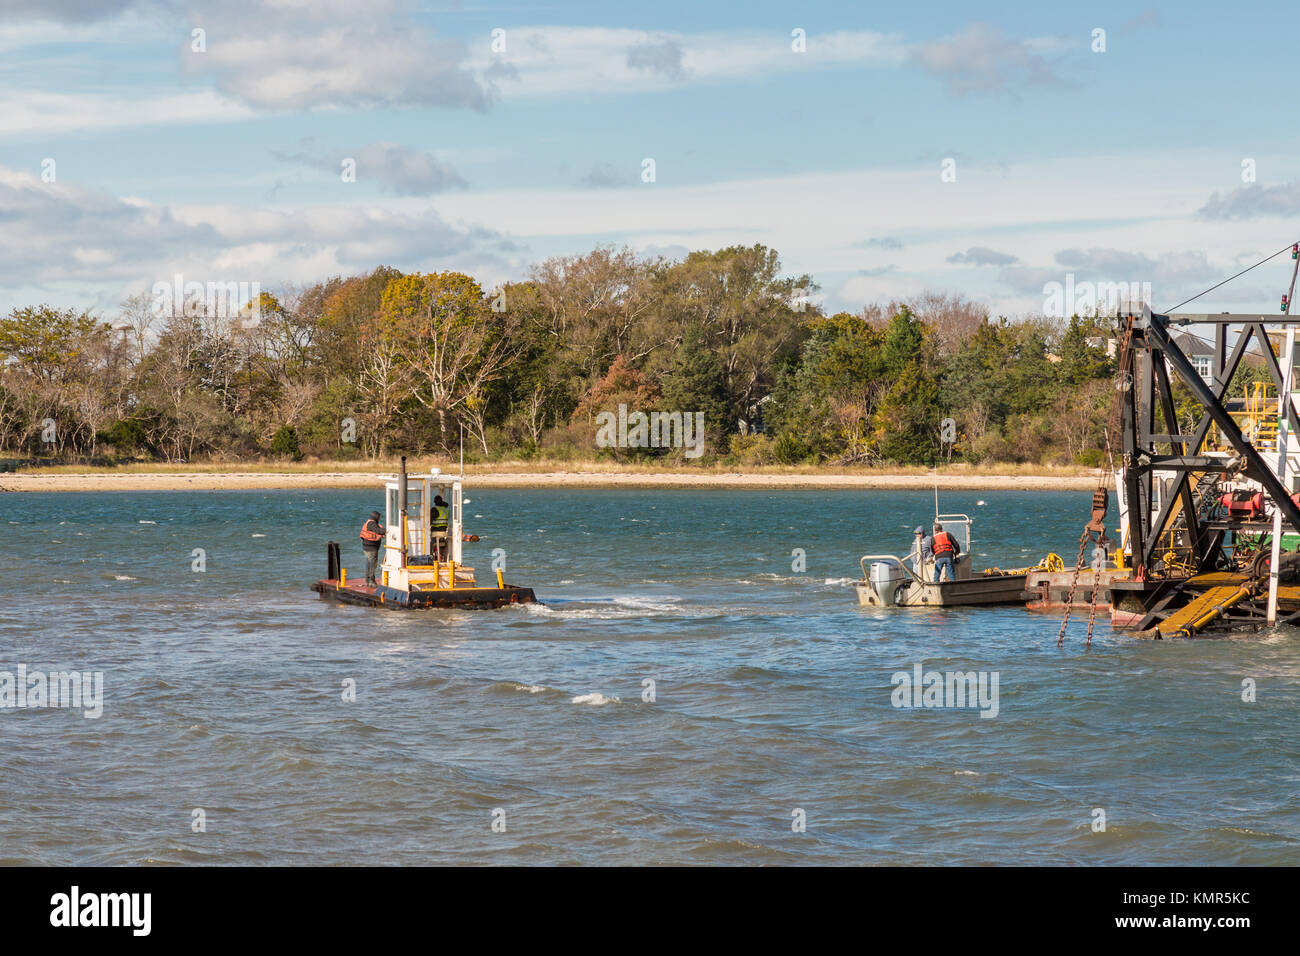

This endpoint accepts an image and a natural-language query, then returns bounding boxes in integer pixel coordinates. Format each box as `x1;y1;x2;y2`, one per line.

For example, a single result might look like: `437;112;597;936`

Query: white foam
113;574;136;581
138;520;156;524
251;533;266;538
570;692;620;706
613;594;682;612
513;595;691;621
511;682;548;694
514;602;555;616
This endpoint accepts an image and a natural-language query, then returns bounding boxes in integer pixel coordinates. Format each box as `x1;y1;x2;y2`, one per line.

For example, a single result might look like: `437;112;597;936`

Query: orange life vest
360;520;383;543
932;531;956;556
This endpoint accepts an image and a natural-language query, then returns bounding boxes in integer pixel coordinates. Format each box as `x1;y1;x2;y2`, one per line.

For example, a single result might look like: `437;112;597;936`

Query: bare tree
382;272;524;450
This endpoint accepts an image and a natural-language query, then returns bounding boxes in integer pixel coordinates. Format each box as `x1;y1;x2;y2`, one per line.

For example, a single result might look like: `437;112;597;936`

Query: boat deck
312;578;537;609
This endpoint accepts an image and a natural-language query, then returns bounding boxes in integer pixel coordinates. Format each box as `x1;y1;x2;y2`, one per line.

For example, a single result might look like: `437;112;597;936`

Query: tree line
0;243;1123;467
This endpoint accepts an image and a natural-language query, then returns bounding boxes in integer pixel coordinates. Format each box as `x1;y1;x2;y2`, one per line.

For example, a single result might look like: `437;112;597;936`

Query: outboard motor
869;561;907;606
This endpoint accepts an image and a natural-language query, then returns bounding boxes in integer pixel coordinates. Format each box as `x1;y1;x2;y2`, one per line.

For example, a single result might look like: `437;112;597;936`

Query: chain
1059;318;1132;648
1056;530;1092;646
1085;533;1110;647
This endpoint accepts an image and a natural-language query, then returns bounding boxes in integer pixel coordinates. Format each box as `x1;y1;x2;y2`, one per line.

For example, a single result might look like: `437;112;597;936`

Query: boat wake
510;594;687;620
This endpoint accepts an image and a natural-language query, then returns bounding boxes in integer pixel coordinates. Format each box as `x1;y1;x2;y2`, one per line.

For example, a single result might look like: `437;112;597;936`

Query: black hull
312;579;537;609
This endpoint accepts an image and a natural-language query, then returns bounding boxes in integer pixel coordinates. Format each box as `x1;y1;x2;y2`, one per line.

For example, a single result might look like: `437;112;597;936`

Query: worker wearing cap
360;510;385;586
430;495;450;559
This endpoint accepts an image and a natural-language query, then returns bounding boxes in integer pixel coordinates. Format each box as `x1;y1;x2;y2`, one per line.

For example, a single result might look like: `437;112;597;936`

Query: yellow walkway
1155;584;1254;637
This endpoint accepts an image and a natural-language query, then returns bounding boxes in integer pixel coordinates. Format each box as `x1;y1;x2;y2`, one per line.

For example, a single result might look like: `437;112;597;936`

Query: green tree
660;328;730;448
1057;316;1113;386
270;424;303;460
0;305;106;382
873;363;943;465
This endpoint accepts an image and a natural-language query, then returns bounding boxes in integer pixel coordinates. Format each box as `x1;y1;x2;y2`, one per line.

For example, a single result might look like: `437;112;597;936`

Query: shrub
773;432;812;464
270;425;303;461
725;433;777;467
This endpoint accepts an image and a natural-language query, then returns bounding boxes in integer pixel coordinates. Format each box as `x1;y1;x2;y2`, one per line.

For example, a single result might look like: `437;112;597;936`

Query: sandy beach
0;469;1100;492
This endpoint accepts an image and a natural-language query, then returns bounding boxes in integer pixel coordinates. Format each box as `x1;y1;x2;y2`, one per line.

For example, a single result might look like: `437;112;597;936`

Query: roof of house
1167;329;1266;368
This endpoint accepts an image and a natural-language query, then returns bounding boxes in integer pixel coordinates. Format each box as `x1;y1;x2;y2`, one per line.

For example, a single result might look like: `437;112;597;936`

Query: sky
2;0;1299;320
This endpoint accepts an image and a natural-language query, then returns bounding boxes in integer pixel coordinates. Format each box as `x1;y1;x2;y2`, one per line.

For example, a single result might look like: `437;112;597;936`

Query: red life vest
360;520;383;542
932;531;956;556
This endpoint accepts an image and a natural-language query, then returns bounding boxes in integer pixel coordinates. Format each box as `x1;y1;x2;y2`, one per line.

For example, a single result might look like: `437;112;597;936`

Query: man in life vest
431;494;450;557
931;522;962;582
360;510;385;586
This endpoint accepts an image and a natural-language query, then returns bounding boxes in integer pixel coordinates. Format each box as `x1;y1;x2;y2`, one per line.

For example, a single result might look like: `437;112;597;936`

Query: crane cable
1165;240;1300;313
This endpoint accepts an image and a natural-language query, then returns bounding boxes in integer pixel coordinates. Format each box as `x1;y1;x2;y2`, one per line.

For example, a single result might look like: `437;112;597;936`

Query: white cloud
911;22;1062;95
947;246;1018;266
481;26;904;98
426;149;1299;315
276;140;467;196
4;149;1292;320
179;0;492;110
0;88;253;137
0;163;516;312
1199;182;1300;220
0;0;140;23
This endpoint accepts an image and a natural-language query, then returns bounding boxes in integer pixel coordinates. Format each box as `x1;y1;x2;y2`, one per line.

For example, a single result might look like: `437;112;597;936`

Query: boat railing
936;513;973;552
859;553;925;584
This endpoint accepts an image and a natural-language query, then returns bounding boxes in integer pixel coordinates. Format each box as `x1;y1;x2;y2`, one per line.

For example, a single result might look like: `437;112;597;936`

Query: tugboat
311;457;537;609
854;512;1035;608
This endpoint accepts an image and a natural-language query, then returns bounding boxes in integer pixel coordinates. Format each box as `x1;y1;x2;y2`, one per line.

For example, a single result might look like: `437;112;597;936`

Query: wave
509;594;687;621
570;692;620;706
485;680;564;698
507;681;552;694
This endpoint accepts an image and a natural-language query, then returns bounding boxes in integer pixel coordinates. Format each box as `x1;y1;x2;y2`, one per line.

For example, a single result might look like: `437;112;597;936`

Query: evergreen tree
660;329;731;443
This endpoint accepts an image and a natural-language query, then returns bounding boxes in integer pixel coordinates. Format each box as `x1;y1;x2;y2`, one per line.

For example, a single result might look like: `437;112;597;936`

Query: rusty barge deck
312;577;537;609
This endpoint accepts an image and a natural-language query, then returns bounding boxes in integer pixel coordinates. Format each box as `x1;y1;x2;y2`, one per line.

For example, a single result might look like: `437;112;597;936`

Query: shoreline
0;469;1101;492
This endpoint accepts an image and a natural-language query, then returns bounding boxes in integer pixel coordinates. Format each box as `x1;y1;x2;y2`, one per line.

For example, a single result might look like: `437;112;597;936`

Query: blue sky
2;0;1299;319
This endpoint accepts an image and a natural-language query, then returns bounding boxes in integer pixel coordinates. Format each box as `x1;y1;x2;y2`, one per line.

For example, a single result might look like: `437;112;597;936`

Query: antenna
459;425;464;479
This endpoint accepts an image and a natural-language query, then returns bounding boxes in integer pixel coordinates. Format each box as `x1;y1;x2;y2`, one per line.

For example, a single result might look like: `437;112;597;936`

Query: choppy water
1;488;1298;865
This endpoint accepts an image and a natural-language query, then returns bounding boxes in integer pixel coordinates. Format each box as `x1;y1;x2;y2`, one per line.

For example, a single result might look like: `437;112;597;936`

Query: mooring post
1269;338;1299;624
399;455;409;569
